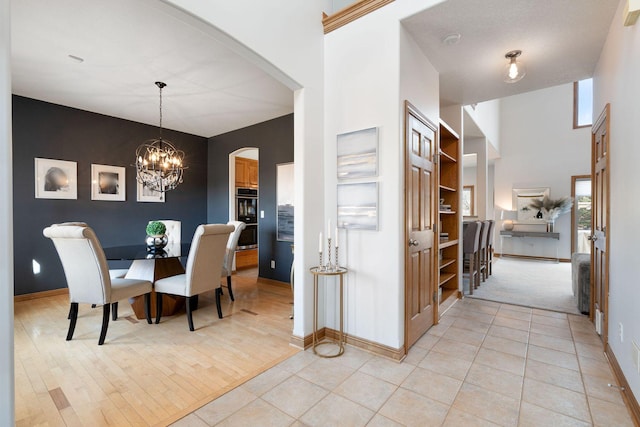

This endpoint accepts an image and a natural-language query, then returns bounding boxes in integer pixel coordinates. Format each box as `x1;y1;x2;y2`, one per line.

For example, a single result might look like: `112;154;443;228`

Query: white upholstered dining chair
154;224;234;331
43;224;153;345
220;221;246;301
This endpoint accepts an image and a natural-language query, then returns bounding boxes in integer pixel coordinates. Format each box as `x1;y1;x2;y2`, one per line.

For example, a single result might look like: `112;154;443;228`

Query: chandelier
135;81;185;193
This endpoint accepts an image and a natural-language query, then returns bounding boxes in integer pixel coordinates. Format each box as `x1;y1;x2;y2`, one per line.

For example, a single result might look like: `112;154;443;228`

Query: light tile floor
172;299;635;427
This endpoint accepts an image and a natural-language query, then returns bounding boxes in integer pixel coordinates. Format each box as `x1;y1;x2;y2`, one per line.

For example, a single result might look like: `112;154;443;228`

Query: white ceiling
11;0;294;138
403;0;619;106
11;0;621;137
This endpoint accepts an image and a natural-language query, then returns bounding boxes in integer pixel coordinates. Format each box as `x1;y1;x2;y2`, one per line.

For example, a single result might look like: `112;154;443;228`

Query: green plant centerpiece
145;221;168;252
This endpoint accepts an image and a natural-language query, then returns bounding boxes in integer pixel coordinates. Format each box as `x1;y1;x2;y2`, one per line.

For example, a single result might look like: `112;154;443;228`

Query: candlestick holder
319;252;324;272
335;245;340;269
327;238;334;271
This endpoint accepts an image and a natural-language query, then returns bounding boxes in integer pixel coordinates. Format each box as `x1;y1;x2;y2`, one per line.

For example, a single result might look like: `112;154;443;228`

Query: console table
500;231;560;239
500;230;560;261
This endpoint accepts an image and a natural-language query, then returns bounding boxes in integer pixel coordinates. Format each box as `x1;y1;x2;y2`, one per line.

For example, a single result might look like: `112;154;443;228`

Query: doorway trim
403;101;438;353
570;174;591;255
590;103;610;347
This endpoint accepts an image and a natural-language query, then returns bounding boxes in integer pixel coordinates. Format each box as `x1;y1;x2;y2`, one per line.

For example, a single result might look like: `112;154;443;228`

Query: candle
327;219;331;240
335;228;339;247
319;232;323;253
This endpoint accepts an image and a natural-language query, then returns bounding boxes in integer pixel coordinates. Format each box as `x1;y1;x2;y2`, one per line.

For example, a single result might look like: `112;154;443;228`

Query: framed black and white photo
513;187;549;221
337;182;378;230
91;164;126;201
276;162;294;241
34;158;77;200
137;175;165;203
337;127;378;180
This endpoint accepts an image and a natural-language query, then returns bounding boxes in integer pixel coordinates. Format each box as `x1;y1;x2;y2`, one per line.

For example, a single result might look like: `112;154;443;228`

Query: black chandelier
135;82;185;193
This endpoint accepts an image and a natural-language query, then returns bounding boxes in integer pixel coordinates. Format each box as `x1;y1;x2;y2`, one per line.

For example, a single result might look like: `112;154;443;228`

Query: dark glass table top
103;243;191;261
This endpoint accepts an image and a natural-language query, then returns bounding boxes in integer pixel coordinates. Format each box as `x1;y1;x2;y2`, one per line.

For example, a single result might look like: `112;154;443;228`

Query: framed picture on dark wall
91;164;126;201
34;157;78;200
137;175;165;203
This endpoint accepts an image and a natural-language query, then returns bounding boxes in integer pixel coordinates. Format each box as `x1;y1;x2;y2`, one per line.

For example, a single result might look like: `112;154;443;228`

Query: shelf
439;258;456;269
439;210;457;215
439;273;456;287
439;151;456;163
438;239;458;249
439;184;456;192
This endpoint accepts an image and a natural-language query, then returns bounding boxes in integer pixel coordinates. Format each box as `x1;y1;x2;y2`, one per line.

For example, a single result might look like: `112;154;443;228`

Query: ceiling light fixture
503;50;526;83
135;82;185;193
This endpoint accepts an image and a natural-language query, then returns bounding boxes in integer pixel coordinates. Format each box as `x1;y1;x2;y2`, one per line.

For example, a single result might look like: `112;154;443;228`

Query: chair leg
111;302;118;321
489;247;493;276
98;304;110;345
67;304;73;320
186;296;195;332
469;257;474;295
66;303;79;341
155;292;163;324
215;288;223;319
227;275;235;302
144;293;152;324
475;252;481;289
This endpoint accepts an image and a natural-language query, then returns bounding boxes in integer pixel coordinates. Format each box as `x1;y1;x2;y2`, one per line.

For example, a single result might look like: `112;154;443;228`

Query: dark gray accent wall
208;114;294;283
12;95;208;295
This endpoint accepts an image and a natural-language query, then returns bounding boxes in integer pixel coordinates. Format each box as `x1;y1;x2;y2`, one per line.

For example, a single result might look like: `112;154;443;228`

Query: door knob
409;239;419;247
588;235;598;242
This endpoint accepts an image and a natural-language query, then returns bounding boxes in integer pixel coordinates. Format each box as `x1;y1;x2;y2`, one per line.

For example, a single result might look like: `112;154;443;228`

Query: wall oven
236;188;258;249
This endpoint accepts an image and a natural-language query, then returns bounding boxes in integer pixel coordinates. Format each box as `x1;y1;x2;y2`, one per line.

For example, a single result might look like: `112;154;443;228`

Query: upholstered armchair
154;224;233;331
43;224;153;345
221;221;246;301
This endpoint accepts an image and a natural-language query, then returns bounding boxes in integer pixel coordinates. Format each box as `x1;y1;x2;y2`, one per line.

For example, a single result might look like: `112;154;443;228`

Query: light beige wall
494;83;591;259
593;0;640;402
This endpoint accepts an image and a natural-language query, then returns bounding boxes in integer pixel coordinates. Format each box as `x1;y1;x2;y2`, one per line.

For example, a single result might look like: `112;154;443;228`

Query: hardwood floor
14;272;297;426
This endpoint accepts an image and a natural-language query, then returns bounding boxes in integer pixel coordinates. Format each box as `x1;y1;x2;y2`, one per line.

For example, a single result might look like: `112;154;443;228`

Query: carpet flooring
466;257;582;315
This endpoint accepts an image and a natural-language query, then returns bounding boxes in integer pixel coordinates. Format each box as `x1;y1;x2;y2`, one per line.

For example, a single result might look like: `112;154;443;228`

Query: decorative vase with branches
529;196;573;232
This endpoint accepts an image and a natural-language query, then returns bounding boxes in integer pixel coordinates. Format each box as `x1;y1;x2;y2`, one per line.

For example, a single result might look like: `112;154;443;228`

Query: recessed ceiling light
68;54;84;63
441;33;461;46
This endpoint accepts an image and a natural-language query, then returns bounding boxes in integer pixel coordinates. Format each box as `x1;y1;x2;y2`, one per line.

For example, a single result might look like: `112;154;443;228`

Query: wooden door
405;102;437;350
591;104;610;346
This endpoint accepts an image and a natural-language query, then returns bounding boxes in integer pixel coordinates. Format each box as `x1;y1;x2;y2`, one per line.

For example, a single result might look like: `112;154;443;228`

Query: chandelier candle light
135;82;185;193
318;220;340;272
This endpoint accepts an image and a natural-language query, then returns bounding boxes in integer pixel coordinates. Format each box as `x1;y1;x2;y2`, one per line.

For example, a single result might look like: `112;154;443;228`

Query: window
573;78;593;128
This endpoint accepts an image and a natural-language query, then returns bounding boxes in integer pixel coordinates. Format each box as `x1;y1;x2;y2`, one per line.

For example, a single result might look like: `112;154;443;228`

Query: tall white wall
464;99;501;153
494;83;591;259
0;0;15;423
593;0;640;403
162;0;326;338
323;1;440;350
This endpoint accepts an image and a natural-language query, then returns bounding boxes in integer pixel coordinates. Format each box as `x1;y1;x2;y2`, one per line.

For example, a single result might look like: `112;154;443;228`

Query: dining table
103;242;191;320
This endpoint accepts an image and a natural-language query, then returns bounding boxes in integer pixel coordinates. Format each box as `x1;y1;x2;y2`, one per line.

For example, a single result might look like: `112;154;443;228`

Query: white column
292;86;324;339
0;0;15;424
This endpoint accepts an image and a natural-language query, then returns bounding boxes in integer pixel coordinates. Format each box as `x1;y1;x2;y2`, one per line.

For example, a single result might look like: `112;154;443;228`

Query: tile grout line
570;314;599;426
516;303;532;427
